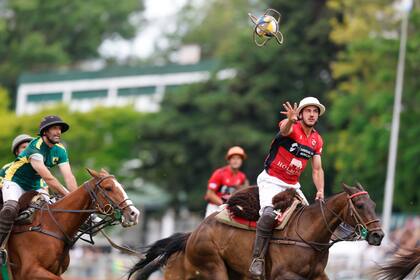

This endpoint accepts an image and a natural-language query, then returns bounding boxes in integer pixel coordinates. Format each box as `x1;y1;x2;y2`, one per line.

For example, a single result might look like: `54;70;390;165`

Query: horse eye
104;185;112;191
356;203;363;209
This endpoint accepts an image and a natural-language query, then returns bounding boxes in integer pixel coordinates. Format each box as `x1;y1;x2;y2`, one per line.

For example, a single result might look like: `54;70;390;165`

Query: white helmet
297;97;325;116
11;134;33;154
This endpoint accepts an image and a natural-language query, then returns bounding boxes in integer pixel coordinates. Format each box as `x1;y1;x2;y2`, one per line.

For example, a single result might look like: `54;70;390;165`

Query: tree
0;106;146;194
0;0;144;104
136;0;339;210
327;0;420;212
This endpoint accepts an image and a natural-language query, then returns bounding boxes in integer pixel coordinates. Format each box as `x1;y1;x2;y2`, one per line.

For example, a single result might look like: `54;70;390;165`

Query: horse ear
356;182;364;191
86;168;99;178
342;183;353;194
100;168;109;176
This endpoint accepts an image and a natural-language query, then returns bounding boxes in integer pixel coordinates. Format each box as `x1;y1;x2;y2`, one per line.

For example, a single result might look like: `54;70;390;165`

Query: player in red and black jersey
204;146;249;217
249;97;326;278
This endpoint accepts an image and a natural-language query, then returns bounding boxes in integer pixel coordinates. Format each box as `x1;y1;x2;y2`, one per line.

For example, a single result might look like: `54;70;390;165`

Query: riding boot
249;206;277;279
0;200;19;245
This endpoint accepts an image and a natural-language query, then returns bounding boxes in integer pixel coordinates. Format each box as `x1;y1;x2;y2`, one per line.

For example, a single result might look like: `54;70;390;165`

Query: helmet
39;115;70;135
226;146;247;160
296;97;325;116
11;134;33;154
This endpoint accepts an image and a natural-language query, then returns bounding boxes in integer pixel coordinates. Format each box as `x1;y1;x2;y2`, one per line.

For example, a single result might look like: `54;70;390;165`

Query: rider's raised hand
280;102;298;123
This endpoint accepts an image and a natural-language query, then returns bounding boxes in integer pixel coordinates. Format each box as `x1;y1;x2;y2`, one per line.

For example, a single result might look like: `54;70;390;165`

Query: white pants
2;180;49;202
257;170;308;215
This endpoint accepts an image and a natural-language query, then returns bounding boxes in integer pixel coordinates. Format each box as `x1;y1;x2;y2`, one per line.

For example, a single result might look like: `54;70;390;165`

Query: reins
30;175;130;244
272;191;380;252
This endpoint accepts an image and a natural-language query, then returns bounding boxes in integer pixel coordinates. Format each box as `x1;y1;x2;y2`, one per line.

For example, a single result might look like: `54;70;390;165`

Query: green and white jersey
4;137;68;191
0;162;47;190
0;162;13;187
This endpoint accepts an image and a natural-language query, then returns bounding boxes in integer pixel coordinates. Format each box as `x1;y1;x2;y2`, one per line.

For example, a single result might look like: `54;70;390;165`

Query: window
117;86;156;97
72;89;108;99
27;92;63;103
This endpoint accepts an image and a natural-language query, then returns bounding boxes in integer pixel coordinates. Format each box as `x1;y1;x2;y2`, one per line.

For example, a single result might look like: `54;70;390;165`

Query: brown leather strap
270;238;312;248
28;226;68;243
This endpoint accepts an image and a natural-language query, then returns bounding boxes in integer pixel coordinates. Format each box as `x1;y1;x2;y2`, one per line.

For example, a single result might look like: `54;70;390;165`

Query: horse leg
164;253;186;280
185;262;229;280
184;255;229;280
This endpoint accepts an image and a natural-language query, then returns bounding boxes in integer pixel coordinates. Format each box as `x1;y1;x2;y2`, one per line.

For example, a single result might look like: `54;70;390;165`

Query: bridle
84;175;134;218
16;174;138;275
317;190;381;244
29;174;134;246
283;190;382;252
346;191;381;234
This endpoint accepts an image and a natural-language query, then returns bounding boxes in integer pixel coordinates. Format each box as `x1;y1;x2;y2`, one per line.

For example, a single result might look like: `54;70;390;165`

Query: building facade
16;60;235;115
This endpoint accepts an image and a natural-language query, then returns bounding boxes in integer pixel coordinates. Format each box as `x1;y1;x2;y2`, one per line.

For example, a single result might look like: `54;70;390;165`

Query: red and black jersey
264;120;323;184
208;166;247;198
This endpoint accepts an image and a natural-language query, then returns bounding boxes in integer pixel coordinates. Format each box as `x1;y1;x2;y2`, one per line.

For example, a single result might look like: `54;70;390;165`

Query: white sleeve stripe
29;153;44;161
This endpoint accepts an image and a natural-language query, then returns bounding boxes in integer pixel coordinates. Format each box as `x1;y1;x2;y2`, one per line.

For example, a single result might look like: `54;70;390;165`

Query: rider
249;97;326;278
1;134;34;182
0;134;50;204
205;146;249;217
0;115;78;245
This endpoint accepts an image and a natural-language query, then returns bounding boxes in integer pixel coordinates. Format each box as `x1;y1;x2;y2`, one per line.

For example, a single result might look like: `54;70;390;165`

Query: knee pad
0;200;19;220
257;206;277;231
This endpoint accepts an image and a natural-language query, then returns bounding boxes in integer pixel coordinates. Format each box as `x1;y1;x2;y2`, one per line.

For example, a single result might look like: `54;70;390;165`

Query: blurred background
0;0;418;279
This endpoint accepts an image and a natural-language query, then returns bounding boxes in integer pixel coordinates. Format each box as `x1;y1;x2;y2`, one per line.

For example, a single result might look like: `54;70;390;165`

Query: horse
372;247;420;280
129;183;384;280
1;168;140;280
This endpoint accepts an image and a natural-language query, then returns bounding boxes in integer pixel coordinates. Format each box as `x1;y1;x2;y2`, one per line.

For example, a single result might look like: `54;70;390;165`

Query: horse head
342;182;384;246
86;168;140;227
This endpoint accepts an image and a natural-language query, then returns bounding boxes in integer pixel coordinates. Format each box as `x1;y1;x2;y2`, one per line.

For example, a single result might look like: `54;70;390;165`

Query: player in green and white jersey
0;115;78;244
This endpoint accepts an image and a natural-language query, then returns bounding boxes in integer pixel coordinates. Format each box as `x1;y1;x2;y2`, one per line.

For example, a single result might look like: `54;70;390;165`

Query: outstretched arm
312;155;324;200
30;158;69;196
58;163;78;192
280;101;298;136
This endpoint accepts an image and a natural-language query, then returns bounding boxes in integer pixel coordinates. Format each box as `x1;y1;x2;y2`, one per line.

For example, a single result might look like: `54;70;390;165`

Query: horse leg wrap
0;200;19;244
249;206;277;278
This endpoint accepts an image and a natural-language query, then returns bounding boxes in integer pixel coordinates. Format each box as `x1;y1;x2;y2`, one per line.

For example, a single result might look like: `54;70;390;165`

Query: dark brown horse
372;247;420;280
129;183;384;280
1;168;139;280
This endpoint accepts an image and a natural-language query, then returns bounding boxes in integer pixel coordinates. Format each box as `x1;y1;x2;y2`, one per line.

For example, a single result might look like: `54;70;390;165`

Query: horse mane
226;186;296;221
372;247;420;280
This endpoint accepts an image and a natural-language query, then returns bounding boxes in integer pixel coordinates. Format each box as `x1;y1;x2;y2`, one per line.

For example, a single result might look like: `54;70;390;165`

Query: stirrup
249;257;265;279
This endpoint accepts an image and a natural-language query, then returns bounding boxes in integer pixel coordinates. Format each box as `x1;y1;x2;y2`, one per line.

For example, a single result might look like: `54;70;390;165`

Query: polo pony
129;183;384;280
1;168;139;280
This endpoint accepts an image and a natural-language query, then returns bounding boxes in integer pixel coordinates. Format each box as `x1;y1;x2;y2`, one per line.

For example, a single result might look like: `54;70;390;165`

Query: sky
99;0;188;60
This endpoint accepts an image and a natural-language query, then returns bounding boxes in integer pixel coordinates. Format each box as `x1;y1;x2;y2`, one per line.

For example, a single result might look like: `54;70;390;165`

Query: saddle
215;187;302;231
15;191;48;225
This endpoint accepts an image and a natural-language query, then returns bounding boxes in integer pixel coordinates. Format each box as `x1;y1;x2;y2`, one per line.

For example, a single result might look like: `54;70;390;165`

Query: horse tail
373;247;420;280
128;232;191;280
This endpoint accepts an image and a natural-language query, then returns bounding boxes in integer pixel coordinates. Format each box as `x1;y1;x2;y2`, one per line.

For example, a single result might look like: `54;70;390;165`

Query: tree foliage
327;0;420;213
0;0;144;102
0;101;145;192
136;0;338;210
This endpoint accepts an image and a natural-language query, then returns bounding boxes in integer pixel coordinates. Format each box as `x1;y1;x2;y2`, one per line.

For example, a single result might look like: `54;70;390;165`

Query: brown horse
1;168;140;280
129;183;384;280
372;247;420;280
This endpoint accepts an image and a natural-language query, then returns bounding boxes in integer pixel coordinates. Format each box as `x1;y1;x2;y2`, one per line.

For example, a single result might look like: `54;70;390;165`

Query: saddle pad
215;199;301;231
